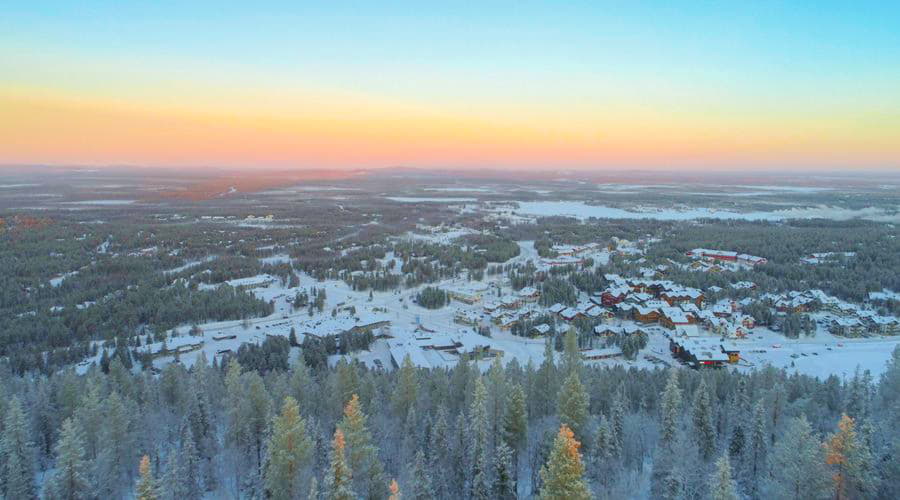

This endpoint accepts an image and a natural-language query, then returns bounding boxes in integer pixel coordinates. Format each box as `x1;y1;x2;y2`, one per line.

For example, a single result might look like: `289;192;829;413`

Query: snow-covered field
76;237;900;381
60;199;137;205
387;196;478;203
508;201;900;223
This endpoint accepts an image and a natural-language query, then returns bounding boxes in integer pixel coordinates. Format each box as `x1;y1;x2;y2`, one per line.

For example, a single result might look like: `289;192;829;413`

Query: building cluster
594;274;759;339
680;248;767;272
668;336;739;368
686;248;768;266
759;290;900;336
387;329;500;369
449;284;546;332
800;252;856;265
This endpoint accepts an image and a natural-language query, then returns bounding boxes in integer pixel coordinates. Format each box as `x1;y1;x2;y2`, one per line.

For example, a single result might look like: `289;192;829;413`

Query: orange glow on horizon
2;87;898;171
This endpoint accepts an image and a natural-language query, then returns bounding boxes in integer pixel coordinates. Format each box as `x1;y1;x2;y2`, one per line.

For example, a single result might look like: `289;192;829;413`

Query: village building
633;305;660;324
518;286;540;302
580;348;623;361
669;336;730;368
660;307;691;329
559;307;581;321
532;323;552;337
548;303;567;315
454;310;481;327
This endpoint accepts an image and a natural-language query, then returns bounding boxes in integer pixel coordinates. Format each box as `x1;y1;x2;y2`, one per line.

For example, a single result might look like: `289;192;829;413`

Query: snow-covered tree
708;453;739;500
538;425;590;500
45;418;90;500
393;355;418;418
469;377;493;499
503;383;528;451
408;449;434;500
1;397;35;499
659;369;682;448
136;455;159;500
768;415;829;500
558;370;589;441
324;429;355;500
494;439;516;500
693;378;715;461
747;399;767;496
264;396;313;500
338;394;386;499
826;414;876;500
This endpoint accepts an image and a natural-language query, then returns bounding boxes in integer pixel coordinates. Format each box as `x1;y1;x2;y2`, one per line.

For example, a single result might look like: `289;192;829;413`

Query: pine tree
339;394;386;499
659;369;682;448
487;356;508;448
825;414;876;500
747;399;767;496
768;415;830;500
558;370;589;441
611;389;627;453
535;336;558;418
408;449;434;500
226;366;271;478
538;425;591;500
429;407;451;498
179;427;203;500
708;453;739;500
393;355;418;418
469;377;492;499
324;429;355;500
0;397;35;499
693;378;715;461
264;396;313;500
136;455;159;500
729;424;745;459
388;479;400;500
307;477;319;500
562;327;581;376
503;384;528;451
45;418;90;500
289;362;316;416
99;392;134;489
494;440;516;500
160;449;181;500
74;383;103;462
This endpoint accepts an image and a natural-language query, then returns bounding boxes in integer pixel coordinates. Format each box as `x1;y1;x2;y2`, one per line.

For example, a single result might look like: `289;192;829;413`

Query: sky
1;1;899;172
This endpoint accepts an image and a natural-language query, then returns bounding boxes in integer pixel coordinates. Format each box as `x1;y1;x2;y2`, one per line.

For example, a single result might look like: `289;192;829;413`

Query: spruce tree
160;449;181;500
393;355;418;418
136;455;159;500
408;449;434;500
693;378;715;461
562;327;581;376
535;336;558;418
324;429;355;500
503;384;528;451
708;453;739;500
659;369;682;448
825;414;876;500
179;427;203;500
0;397;35;499
264;396;313;500
558;370;589;441
338;394;386;499
611;389;627;453
469;377;492;499
538;425;591;500
494;440;516;500
45;418;90;500
748;399;767;496
768;415;829;500
307;477;319;500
